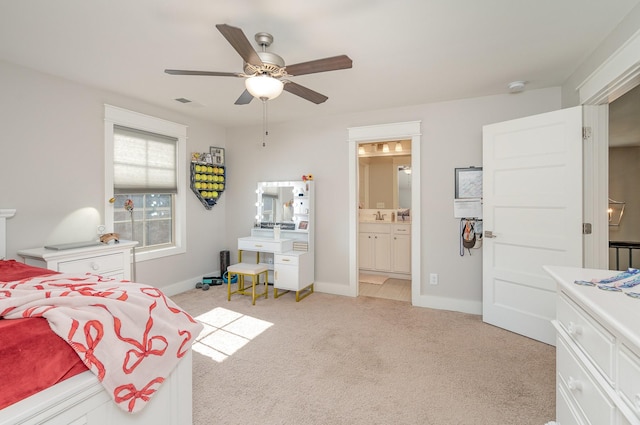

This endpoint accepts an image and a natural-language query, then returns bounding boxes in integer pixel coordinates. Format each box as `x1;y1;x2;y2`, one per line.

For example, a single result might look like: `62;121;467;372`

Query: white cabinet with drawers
274;251;314;297
544;266;640;425
18;240;138;281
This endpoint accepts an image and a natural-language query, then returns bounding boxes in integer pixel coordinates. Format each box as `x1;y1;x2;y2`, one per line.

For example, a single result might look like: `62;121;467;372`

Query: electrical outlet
429;273;439;285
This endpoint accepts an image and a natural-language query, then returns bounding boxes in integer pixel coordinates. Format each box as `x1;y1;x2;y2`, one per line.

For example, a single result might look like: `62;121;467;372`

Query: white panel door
482;106;583;345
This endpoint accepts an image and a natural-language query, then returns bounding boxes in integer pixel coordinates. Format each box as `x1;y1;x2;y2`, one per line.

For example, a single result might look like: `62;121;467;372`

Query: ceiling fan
165;24;353;105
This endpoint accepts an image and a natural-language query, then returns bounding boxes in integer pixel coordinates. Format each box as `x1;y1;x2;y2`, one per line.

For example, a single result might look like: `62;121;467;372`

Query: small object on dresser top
44;240;102;251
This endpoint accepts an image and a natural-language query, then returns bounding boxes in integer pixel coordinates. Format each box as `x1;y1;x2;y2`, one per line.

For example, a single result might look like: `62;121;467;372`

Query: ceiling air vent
175;98;192;103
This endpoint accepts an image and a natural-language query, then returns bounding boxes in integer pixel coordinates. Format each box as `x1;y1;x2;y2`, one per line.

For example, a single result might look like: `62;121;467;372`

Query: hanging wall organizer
190;147;226;210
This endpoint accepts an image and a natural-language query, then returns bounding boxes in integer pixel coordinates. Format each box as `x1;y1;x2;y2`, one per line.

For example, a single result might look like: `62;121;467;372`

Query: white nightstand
18;240;138;281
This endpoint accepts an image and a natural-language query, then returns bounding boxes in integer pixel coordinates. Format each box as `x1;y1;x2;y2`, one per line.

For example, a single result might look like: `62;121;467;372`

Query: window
105;105;187;261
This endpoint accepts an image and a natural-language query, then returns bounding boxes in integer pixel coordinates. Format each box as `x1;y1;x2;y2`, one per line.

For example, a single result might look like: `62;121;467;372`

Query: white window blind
114;125;178;194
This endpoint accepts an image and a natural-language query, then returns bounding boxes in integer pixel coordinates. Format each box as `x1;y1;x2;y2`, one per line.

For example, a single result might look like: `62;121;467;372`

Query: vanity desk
544;265;640;425
237;180;315;301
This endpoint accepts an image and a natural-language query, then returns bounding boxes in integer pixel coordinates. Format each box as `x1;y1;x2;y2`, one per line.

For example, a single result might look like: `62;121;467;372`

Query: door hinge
583;223;592;234
582;126;592;141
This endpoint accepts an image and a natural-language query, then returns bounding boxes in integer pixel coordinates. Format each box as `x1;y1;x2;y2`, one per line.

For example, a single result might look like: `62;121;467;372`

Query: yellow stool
226;263;269;305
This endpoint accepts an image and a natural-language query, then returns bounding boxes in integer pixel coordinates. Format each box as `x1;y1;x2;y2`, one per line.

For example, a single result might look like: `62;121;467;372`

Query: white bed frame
0;210;194;425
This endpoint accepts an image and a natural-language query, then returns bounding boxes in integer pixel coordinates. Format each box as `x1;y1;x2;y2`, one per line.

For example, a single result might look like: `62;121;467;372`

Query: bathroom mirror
358;154;411;209
256;181;308;230
397;166;411;209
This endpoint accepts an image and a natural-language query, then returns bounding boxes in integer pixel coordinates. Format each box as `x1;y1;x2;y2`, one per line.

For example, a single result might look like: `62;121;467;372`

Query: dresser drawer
618;343;640;420
359;223;391;234
557;382;587;425
557;335;616;425
557;293;615;382
275;253;299;266
238;237;293;253
58;252;123;274
392;224;410;234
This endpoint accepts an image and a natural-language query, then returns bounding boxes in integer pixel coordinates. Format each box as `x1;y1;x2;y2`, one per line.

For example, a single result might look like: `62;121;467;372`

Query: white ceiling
0;0;639;128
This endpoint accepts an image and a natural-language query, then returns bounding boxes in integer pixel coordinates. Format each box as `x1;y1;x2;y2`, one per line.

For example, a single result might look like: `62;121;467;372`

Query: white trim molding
578;28;640;270
578;28;640;105
348;121;423;306
104;105;188;263
0;209;16;260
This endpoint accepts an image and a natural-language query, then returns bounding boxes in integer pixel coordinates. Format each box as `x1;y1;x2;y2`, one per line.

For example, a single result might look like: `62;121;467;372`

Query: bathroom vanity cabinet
359;223;391;271
359;222;410;276
392;224;411;274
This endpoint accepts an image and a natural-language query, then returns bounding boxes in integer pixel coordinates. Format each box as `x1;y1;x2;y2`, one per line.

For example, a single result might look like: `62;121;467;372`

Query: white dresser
544;266;640;425
18;240;138;281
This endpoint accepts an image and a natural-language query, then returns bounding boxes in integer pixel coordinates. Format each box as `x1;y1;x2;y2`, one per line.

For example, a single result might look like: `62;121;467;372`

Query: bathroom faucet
375;211;386;221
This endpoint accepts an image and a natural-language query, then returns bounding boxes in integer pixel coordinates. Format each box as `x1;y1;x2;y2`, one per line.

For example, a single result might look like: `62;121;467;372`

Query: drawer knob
91;262;100;271
567;376;582;392
567;322;583;337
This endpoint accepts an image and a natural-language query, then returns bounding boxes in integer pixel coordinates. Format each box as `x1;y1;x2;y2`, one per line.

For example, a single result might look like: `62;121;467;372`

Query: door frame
579;29;640;268
347;121;422;303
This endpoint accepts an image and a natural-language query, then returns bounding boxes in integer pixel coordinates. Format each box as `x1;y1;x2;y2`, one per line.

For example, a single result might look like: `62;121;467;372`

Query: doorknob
485;231;496;238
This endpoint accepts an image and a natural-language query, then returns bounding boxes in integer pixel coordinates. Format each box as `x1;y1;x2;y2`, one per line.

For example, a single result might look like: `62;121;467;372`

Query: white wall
0;60;228;292
5;0;638;310
225;88;562;311
562;2;640;106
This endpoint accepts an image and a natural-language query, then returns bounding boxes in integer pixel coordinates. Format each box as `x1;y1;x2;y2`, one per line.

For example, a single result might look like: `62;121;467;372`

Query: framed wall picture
210;147;225;166
298;221;308;230
455;167;483;199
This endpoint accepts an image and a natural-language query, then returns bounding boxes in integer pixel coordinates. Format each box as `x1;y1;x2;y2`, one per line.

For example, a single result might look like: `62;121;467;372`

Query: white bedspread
0;273;203;413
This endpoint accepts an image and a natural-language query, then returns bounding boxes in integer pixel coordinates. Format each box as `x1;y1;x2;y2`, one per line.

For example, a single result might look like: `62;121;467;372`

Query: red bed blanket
0;262;203;413
0;317;88;409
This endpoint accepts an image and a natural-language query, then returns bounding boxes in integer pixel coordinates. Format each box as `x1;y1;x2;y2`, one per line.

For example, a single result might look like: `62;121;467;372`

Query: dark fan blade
165;69;243;77
283;81;328;104
285;55;352;76
216;24;263;67
234;89;254;105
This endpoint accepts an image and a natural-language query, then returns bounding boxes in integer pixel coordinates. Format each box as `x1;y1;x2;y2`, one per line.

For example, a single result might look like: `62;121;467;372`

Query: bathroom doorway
347;121;422;306
357;140;412;302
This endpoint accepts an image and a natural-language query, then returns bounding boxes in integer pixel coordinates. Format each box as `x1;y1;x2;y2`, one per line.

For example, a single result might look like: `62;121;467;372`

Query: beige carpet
171;286;555;425
358;273;389;284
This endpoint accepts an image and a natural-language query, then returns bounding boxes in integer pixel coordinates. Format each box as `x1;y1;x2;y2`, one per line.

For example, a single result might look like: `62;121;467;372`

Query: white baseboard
314;280;356;297
161;270;219;297
412;294;482;315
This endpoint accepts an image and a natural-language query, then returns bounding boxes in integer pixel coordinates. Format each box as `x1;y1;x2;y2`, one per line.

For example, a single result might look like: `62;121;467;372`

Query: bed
0;212;201;425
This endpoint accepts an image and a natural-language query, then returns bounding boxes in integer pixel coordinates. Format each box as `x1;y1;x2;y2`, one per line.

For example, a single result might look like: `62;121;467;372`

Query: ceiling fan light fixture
245;75;284;100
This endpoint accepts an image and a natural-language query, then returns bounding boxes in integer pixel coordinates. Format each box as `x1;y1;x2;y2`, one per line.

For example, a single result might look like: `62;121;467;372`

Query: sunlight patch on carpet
192;307;273;362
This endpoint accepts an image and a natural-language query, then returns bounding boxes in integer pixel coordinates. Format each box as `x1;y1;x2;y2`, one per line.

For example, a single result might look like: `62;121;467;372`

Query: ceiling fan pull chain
262;99;268;147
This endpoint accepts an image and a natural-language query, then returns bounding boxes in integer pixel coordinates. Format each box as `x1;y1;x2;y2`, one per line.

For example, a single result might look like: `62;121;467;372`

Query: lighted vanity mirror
256;181;309;231
358;142;411;209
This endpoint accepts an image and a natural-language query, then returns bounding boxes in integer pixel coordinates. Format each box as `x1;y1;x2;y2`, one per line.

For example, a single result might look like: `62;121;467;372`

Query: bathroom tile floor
359;278;411;302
